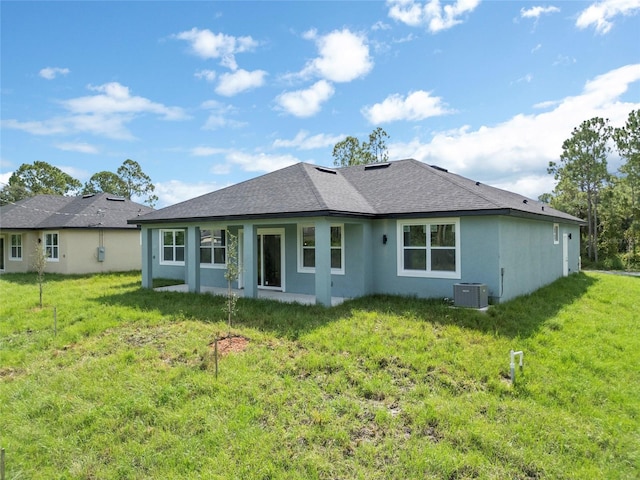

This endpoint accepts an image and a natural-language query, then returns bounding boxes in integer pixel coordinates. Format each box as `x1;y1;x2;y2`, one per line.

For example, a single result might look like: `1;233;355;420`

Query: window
44;232;59;261
397;219;460;278
298;224;344;274
160;229;185;264
553;224;560;244
200;228;226;267
10;234;22;260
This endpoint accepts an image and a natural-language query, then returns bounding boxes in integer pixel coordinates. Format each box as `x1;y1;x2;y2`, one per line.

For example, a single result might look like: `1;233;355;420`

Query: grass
0;271;638;479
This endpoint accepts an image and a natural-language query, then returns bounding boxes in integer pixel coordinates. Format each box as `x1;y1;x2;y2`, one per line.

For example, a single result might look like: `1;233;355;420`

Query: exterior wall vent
453;283;488;308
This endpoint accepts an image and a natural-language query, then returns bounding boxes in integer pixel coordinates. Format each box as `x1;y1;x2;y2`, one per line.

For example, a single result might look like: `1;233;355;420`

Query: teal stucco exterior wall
496;216;580;302
368;215;580;303
140;214;580;304
369;216;501;301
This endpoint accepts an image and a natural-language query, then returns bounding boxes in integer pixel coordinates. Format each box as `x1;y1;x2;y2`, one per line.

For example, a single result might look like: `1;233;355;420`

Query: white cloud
520;6;560;19
387;0;481;33
392;33;418;44
202;114;246;130
58;165;91;182
2;82;188;140
210;163;232;175
576;0;640;34
387;64;640;198
516;73;534;83
0;171;12;187
227;151;301;173
273;130;345;150
191;146;228;156
276;80;335;117
200;100;246;130
173;28;258;70
362;90;452;124
156;148;302;206
54;142;100;154
64;82;186;120
533;99;561;109
195;69;217;82
299;29;373;83
155;179;223;207
39;67;70;80
491;174;556;201
215;69;267;96
1;118;68;136
553;54;577;66
372;21;392;31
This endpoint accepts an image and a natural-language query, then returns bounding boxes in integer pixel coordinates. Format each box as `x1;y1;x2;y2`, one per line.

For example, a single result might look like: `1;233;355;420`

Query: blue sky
2;0;639;208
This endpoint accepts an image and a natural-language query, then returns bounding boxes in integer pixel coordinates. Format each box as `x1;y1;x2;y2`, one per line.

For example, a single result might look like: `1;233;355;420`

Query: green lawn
0;271;638;479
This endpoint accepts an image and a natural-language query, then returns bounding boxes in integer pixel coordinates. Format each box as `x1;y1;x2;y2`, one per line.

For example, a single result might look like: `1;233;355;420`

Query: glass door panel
257;231;283;290
262;234;281;288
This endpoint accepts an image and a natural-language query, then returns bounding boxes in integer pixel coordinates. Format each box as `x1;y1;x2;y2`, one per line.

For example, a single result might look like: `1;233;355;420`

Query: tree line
3;114;637;270
545;109;639;269
329;120;640;270
0;159;158;207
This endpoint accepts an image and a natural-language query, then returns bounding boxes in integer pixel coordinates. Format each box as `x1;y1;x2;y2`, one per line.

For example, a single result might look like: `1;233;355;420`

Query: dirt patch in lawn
210;335;249;356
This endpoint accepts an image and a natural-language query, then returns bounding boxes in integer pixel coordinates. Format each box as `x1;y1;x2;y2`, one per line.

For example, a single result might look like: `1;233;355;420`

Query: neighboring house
129;159;583;306
0;193;153;274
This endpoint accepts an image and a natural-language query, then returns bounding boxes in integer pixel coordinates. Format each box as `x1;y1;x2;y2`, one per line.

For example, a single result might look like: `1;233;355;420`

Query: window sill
298;268;345;276
398;270;460;279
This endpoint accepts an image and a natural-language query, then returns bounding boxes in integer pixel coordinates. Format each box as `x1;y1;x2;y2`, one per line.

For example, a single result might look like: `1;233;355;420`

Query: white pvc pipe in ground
510;350;524;384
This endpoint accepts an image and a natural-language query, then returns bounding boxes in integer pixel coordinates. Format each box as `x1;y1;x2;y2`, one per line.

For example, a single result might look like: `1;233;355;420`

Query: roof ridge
300;163;330;211
413;160;504;209
319;163;378;213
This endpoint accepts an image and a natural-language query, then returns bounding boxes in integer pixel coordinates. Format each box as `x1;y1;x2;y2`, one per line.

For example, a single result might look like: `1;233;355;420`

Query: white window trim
199;227;227;269
159;229;185;266
297;223;345;275
9;234;23;261
553;223;560;245
397;218;461;279
43;231;60;262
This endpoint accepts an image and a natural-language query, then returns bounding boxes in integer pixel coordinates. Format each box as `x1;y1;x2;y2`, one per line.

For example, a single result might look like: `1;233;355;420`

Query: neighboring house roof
129;159;583;225
0;193;154;230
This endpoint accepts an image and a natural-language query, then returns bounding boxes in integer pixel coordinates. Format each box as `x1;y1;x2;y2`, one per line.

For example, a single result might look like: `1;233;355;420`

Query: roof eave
380;208;584;223
129;209;379;225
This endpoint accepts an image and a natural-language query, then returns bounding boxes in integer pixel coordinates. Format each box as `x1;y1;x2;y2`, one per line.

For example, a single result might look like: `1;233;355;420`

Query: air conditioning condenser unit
453;283;488;308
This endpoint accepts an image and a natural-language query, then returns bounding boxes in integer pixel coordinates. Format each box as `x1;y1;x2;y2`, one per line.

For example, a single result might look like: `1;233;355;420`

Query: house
0;193;153;274
128;159;582;306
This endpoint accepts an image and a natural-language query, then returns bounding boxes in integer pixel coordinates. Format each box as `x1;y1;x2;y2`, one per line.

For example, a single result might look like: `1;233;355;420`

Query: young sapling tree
32;237;48;308
223;231;239;335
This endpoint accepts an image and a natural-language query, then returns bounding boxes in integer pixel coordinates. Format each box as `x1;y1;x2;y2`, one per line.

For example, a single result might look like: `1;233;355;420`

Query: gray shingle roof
130;159;582;224
0;193;154;230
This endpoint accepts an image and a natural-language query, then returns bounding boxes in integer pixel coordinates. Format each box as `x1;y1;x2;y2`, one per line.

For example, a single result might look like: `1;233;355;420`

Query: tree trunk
593;195;599;263
587;189;594;261
632;184;638;257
